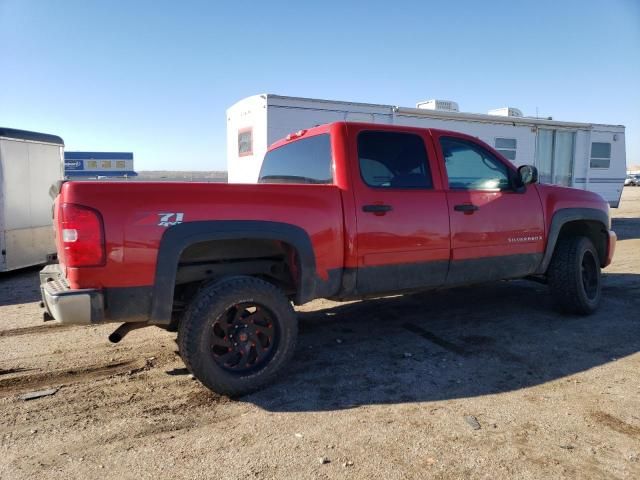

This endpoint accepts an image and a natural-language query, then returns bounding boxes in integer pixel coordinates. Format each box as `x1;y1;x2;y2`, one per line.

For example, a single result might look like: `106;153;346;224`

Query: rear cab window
357;131;433;189
259;134;333;184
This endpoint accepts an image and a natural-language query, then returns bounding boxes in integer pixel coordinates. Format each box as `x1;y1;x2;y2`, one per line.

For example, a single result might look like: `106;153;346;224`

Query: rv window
357;131;432;189
590;142;611;169
238;128;253;157
440;137;510;190
259;134;333;184
495;138;517;161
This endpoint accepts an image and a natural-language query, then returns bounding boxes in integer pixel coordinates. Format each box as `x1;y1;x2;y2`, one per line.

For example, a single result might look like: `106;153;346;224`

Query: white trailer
227;94;626;206
0;128;64;271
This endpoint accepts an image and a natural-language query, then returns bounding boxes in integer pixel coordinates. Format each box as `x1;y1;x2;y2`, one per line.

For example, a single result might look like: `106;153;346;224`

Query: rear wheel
178;276;297;396
547;236;602;315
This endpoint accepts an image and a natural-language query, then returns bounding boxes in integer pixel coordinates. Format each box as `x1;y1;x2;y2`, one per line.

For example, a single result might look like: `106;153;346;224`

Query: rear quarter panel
60;182;345;289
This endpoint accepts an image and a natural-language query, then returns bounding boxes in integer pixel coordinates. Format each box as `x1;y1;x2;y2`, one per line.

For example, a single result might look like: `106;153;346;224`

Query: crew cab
40;122;616;396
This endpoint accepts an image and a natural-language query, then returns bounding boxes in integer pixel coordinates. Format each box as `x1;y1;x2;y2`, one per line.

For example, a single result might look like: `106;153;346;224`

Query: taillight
59;203;105;267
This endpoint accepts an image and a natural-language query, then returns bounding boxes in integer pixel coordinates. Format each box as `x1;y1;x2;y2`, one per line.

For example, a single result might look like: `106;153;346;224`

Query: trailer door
536;129;575;186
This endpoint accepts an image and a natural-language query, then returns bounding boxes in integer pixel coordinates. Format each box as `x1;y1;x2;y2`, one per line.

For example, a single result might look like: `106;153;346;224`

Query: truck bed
58;181;345;290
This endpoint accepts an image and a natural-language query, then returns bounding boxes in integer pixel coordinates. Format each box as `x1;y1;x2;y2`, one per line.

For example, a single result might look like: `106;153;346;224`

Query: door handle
454;204;479;213
362;204;393;214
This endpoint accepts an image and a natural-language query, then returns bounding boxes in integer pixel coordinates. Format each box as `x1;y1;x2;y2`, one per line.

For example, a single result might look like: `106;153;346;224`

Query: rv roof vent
416;99;459;112
488;107;523;117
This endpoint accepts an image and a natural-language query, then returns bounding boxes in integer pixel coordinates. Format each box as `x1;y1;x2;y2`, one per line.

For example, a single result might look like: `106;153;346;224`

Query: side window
590;142;611;169
258;134;332;184
238;128;253;157
494;137;517;161
357;131;432;188
440;137;511;190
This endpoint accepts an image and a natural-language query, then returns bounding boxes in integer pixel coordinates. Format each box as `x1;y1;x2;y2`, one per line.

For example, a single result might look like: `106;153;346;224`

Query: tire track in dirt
30;389;238;468
0;359;146;396
0;323;78;338
591;411;640;437
1;345;181;397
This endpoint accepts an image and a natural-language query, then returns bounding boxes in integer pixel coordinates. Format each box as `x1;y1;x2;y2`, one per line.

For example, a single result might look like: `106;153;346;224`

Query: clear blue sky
1;0;638;171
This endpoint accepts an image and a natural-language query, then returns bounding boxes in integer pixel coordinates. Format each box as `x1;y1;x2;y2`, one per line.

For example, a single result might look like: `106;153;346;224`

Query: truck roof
0;127;64;145
267;121;501;151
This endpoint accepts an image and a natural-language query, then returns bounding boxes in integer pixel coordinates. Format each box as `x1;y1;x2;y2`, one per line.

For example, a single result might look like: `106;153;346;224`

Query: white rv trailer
227;94;626;206
0;128;64;272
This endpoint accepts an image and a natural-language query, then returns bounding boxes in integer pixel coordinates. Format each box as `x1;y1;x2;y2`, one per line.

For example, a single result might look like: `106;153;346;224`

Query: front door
349;125;451;295
434;133;545;286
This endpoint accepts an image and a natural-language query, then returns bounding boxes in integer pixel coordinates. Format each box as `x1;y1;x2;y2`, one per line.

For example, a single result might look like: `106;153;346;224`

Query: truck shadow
612;218;640;240
246;273;640;412
0;266;42;307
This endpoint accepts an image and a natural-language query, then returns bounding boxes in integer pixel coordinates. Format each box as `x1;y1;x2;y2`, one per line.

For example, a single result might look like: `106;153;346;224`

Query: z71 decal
158;212;184;227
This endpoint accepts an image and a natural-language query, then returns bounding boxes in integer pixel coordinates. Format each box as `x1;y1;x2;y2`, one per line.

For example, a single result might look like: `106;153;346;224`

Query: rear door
433;132;545;285
348;125;450;294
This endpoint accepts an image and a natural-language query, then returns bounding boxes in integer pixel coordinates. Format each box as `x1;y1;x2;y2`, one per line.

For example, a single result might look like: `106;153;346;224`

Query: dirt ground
1;189;639;480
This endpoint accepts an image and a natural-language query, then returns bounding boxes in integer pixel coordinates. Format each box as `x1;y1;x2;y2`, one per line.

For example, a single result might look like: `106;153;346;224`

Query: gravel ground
1;188;639;480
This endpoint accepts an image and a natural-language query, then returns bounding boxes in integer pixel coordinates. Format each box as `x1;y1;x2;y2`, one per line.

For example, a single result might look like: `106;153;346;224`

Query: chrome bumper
40;264;104;325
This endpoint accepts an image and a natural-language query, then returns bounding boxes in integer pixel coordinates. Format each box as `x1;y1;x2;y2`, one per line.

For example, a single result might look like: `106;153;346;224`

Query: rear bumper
604;230;616;268
40;264;104;325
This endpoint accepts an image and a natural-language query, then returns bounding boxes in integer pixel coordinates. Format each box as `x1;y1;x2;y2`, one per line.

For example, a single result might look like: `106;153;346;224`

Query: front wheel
178;276;298;397
547;236;602;315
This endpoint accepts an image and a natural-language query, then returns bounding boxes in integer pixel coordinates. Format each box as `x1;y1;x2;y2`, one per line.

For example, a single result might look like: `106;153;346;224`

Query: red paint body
54;122;614;294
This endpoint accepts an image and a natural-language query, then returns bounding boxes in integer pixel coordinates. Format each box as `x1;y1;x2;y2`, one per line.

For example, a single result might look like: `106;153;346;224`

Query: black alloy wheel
547;235;602;315
580;250;599;301
178;276;298;397
211;302;278;374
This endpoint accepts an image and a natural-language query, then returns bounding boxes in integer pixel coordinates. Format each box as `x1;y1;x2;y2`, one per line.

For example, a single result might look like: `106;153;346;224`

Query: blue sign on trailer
63;152;137;178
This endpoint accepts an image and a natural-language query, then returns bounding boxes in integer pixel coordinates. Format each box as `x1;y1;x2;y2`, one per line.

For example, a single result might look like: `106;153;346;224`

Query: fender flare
149;220;318;325
536;207;609;274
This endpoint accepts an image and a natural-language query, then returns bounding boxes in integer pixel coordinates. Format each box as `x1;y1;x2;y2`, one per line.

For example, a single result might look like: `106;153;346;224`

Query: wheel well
171;239;299;315
556;220;608;266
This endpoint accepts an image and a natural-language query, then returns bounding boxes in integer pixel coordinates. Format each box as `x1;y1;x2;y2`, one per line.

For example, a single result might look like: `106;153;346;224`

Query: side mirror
518;165;538;186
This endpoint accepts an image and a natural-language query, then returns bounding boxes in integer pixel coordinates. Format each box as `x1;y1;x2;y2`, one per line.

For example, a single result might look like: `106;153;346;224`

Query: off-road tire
547;236;602;315
177;276;297;397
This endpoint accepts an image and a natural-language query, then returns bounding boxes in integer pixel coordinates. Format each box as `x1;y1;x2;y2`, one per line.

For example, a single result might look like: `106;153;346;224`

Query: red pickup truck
40;122;616;396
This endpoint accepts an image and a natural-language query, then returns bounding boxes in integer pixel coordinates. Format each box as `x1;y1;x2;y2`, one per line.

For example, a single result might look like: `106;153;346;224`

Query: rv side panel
0;143;4;271
1;139;32;270
586;127;626;207
266;97;394;159
393;114;537;167
226;95;268;183
0;138;60;271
